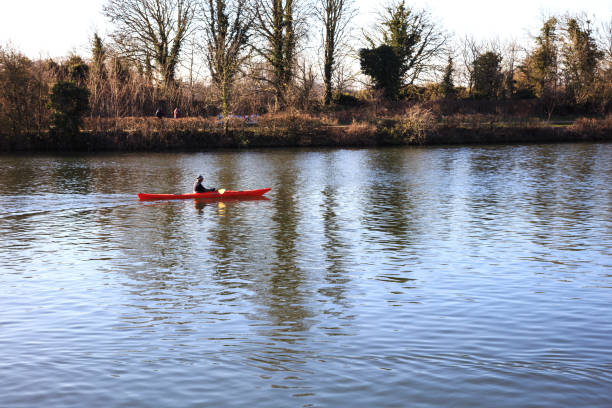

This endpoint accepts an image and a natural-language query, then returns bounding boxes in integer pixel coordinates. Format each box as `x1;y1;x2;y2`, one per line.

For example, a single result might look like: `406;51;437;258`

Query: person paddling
193;175;217;193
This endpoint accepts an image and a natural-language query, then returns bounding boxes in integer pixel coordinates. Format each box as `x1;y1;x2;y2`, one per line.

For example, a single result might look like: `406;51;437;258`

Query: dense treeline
0;0;610;150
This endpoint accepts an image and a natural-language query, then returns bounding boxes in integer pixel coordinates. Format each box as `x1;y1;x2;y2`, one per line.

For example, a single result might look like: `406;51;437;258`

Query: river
1;144;611;407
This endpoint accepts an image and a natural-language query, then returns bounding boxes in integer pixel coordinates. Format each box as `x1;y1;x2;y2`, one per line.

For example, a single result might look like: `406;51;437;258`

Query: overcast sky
1;0;610;59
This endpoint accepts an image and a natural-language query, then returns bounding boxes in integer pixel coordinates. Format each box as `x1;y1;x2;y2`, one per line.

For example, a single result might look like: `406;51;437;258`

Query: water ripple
1;146;611;407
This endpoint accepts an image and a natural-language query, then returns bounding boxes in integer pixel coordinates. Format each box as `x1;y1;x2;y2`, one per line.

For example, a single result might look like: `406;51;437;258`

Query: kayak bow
137;188;271;201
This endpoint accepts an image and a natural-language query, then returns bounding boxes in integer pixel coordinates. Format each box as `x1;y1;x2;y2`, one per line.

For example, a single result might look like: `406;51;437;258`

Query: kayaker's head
197;175;203;181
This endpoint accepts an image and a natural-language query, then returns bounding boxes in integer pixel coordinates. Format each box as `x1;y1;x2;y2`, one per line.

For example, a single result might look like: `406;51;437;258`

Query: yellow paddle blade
218;188;226;195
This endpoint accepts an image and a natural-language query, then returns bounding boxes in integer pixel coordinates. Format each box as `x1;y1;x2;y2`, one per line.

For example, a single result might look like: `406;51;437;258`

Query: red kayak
138;188;271;201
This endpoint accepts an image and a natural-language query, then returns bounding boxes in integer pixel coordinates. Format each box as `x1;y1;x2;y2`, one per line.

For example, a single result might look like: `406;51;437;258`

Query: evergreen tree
89;34;107;117
364;0;447;90
91;33;107;80
472;51;503;99
522;17;559;97
64;55;89;86
440;54;455;98
48;81;90;141
359;45;402;99
562;17;604;104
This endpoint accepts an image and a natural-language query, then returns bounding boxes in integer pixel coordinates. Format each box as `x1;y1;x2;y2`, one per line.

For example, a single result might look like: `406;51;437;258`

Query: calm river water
1;144;611;407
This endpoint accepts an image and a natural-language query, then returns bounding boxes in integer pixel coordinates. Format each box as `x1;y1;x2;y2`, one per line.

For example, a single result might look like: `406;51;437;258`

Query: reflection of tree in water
361;149;421;253
129;202;196;274
515;144;601;253
319;183;351;308
0;156;40;193
51;158;94;194
3;156;99;195
112;154;216;309
467;148;516;212
196;154;314;339
107;200;213;333
264;161;312;338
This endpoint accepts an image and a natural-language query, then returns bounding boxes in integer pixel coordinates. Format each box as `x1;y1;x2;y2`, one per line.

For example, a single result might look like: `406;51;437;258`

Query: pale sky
1;0;610;59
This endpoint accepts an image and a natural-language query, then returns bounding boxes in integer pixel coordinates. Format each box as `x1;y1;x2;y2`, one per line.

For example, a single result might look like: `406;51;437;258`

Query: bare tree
332;58;359;94
251;0;309;105
89;33;107;118
0;47;37;137
561;15;603;104
315;0;355;105
501;40;522;98
364;0;449;86
181;33;203;114
292;58;317;109
202;0;252;116
603;18;612;60
596;17;612;76
458;36;480;93
104;0;196;89
596;17;612;114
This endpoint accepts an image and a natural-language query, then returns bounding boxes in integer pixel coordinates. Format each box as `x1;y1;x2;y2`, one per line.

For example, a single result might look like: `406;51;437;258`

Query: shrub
333;92;362;107
569;115;612;135
359;45;402;99
0;47;49;147
397;105;437;143
378;105;437;144
48;81;90;141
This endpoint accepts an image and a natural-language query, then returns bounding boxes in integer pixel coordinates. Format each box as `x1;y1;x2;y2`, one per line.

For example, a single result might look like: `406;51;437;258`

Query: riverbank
2;112;610;152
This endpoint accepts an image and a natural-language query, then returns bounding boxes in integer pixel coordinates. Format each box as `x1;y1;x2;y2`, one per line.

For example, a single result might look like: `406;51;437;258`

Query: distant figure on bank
155;108;164;119
173;107;180;119
193;175;216;193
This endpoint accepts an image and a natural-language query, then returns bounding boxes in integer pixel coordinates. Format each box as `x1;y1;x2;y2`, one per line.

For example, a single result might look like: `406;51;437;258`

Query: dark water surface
1;144;611;407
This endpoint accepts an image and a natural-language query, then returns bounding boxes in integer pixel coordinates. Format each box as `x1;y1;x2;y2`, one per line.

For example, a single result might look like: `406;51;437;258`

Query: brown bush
569;115;612;134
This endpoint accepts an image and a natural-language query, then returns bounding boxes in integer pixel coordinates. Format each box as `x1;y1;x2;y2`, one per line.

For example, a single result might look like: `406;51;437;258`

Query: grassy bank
2;109;611;152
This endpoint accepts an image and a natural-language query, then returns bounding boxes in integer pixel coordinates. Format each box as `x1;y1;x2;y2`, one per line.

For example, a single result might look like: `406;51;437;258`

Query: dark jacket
194;181;215;193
